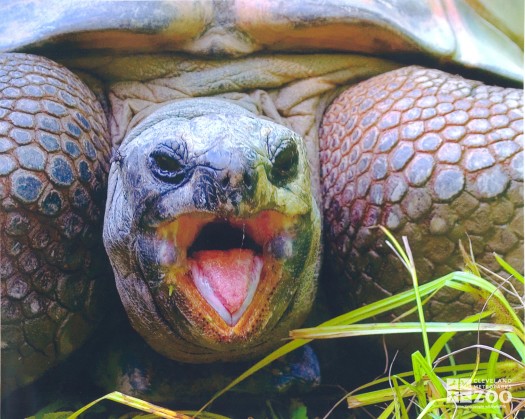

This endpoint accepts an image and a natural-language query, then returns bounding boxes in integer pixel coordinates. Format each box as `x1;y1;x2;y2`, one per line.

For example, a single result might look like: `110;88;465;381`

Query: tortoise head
103;98;321;362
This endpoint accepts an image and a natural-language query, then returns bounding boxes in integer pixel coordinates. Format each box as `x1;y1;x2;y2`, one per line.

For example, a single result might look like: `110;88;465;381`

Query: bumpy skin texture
0;53;111;392
320;66;523;321
104;99;321;363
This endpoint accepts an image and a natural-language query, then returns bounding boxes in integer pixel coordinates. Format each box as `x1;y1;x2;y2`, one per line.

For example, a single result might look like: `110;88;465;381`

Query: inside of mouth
187;221;264;326
188;222;262;256
158;211;291;328
190;249;263;326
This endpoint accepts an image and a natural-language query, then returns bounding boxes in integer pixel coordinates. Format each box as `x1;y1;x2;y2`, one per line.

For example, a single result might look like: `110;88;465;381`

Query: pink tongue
192;249;256;314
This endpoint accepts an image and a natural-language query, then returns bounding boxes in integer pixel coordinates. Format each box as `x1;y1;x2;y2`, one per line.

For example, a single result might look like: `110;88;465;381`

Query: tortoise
0;0;523;409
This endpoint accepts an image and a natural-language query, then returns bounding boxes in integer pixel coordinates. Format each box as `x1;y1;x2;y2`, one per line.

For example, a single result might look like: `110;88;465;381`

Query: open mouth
189;222;263;326
157;211;293;328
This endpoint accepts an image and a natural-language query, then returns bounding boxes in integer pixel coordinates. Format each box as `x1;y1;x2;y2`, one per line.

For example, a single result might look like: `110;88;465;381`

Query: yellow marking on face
165;264;190;287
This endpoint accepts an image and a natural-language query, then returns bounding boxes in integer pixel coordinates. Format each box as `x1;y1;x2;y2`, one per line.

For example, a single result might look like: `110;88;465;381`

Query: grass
62;228;524;418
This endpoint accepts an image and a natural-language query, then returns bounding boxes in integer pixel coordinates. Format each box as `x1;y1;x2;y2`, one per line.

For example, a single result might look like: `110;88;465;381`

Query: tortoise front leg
320;66;523;333
0;53;112;394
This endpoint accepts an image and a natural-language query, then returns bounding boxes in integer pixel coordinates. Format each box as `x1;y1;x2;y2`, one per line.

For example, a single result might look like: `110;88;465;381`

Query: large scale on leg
320;67;523;328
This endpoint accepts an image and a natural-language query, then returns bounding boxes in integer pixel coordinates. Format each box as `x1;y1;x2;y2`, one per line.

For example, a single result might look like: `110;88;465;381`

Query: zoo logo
446;378;513;405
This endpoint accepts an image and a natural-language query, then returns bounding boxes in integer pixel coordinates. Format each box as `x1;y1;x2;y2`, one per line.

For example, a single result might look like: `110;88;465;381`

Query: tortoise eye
154;153;182;173
150;145;186;184
270;140;299;185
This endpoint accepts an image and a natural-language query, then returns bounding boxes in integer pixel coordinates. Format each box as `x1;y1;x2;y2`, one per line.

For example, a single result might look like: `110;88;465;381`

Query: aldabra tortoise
1;0;523;401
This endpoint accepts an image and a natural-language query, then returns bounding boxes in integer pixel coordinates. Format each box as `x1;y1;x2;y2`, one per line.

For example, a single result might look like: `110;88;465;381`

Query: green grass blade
68;395;106;418
429;311;495;361
400;236;432;365
347;384;413;408
392;290;439;323
345;362;519;410
377;400;396;419
415;399;447;419
344;362;493;403
459;239;481;278
505;332;525;362
322;271;476;327
494;253;524;284
411;351;446;412
290;322;515;339
379;226;411;269
391;376;409;419
67;392;193;419
447;274;524;335
138;413;231;419
487;334;508;382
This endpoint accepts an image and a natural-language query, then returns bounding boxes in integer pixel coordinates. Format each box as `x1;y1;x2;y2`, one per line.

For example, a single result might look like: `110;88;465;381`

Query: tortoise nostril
221;175;230;188
216;168;256;199
243;172;253;189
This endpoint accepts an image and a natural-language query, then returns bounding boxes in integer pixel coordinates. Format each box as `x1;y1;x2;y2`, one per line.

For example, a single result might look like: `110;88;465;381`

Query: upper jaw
156;210;296;331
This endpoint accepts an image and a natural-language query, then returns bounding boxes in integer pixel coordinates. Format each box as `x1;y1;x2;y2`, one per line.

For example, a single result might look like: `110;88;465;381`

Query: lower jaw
161;254;286;343
189;249;264;327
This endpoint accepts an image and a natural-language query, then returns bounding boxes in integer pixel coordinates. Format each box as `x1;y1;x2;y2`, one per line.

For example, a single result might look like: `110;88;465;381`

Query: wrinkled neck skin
103;98;321;363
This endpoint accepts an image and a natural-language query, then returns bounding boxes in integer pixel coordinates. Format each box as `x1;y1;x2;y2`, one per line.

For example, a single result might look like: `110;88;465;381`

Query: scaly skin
103;99;321;363
320;66;523;325
0;53;112;393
